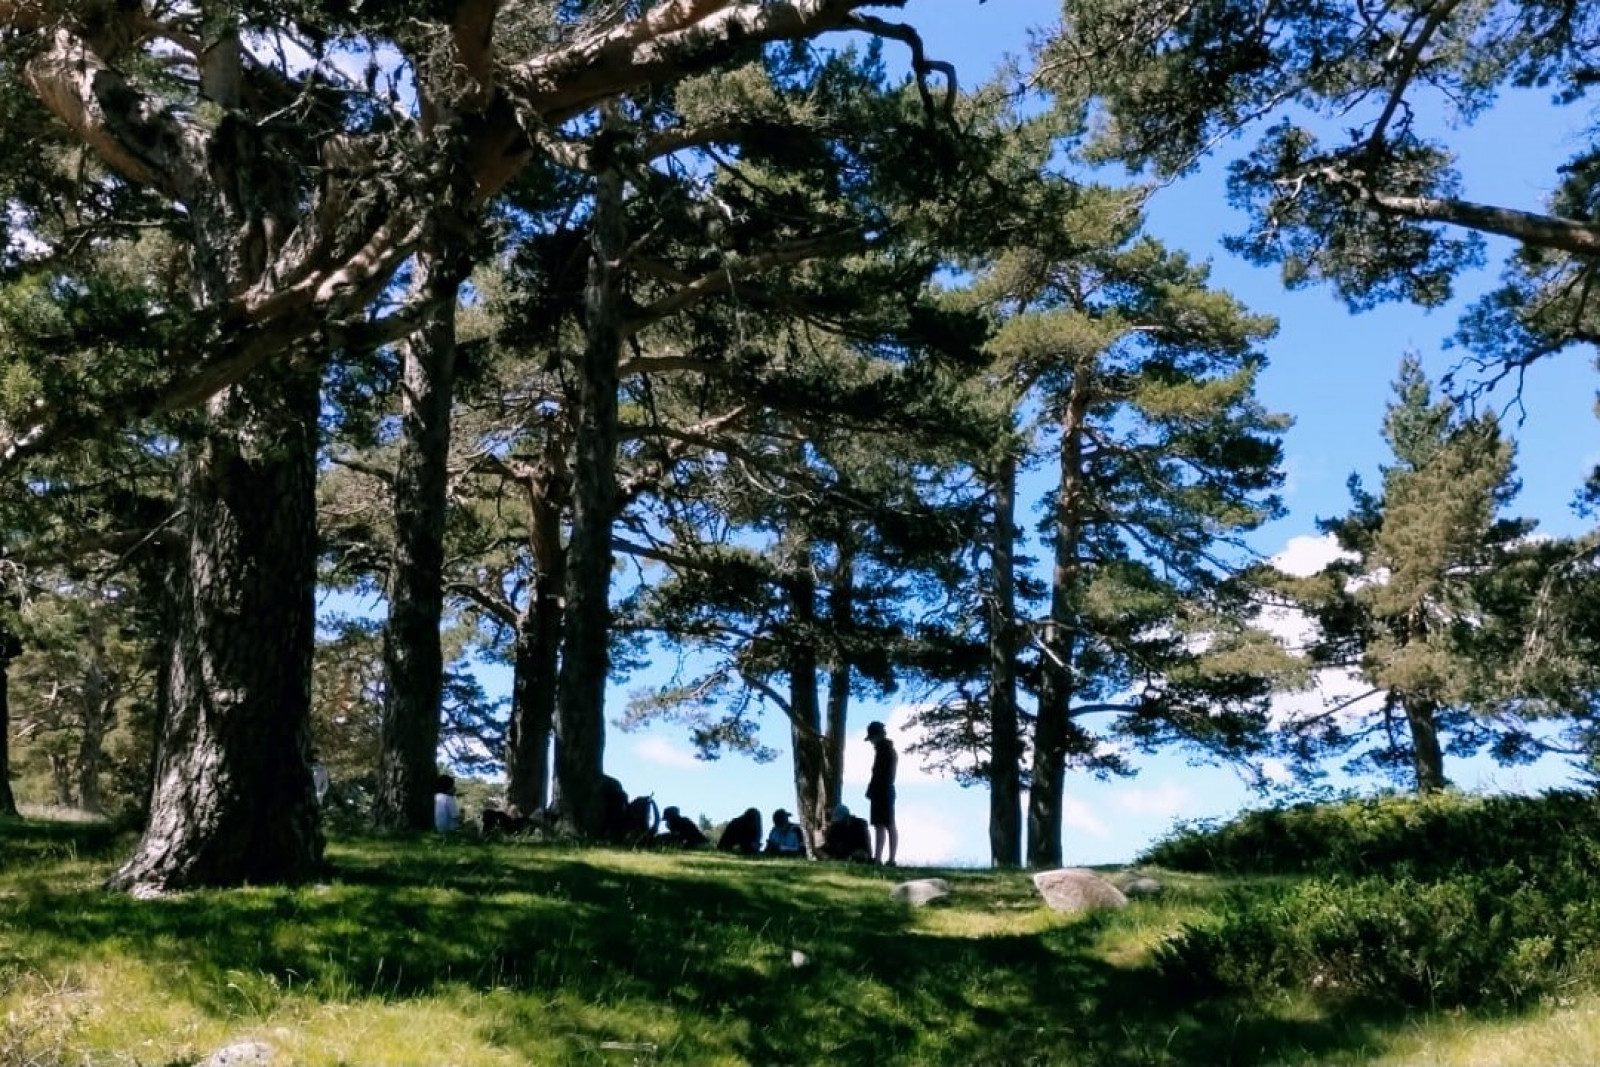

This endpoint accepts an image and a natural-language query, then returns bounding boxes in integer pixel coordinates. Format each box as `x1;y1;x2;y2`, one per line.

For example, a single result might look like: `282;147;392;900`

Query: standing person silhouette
864;721;898;866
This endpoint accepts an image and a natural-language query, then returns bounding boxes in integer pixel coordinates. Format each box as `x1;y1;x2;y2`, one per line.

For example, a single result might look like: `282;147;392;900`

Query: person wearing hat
864;721;898;865
765;807;805;856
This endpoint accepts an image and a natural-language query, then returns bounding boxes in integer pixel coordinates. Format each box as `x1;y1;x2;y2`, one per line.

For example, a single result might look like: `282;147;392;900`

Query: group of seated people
656;802;871;862
460;777;874;864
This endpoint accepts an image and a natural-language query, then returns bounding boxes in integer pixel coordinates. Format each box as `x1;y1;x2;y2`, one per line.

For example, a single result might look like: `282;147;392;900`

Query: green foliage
1147;791;1600;1011
1157;870;1576;1010
1141;789;1600;878
9;814;1600;1063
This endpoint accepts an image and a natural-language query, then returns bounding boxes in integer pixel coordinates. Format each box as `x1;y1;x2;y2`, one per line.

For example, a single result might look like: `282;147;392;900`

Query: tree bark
108;366;325;894
375;249;466;832
0;624;19;817
822;538;855;817
787;542;828;851
505;448;568;816
988;453;1023;867
1028;379;1092;869
74;612;109;815
505;586;561;815
1405;699;1448;794
554;155;625;838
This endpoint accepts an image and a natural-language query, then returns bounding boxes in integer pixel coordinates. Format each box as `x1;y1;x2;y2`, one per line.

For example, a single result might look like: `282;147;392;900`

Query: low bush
1155;867;1591;1010
1140;789;1600;879
1146;789;1600;1012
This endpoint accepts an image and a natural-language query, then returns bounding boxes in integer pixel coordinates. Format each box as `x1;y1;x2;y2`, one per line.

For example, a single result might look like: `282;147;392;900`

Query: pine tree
1288;355;1540;791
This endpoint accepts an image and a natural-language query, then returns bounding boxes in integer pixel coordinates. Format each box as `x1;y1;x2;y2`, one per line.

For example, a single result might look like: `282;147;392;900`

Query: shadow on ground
0;821;1414;1065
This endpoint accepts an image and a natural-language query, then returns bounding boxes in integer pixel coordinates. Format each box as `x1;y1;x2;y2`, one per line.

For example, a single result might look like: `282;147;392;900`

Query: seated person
482;804;530;834
765;808;805;857
659;805;709;848
433;774;461;833
717;807;763;854
821;804;872;862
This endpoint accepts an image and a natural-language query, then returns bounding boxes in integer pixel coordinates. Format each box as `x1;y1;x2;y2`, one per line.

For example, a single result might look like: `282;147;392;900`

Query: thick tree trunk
787;544;828;851
75;614;108;815
375;249;465;831
0;625;19;817
822;540;855;814
1405;699;1447;793
506;459;567;815
1028;382;1092;869
554;159;625;837
505;589;560;814
988;454;1023;868
136;562;178;828
107;367;324;894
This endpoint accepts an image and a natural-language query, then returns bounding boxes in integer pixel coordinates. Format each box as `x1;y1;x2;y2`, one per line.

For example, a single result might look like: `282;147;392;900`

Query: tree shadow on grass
0;830;1458;1065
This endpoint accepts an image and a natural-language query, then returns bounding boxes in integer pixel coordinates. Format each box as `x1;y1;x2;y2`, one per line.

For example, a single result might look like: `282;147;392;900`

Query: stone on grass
1032;868;1127;914
203;1042;275;1067
1121;875;1164;898
890;878;951;906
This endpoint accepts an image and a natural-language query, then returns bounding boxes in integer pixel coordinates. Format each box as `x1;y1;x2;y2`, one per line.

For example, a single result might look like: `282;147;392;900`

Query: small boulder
203;1042;275;1067
1122;875;1164;898
890;878;951;906
1032;868;1127;914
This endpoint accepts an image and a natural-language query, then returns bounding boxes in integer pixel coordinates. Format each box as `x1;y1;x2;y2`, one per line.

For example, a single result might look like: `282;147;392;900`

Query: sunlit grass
2;817;1600;1065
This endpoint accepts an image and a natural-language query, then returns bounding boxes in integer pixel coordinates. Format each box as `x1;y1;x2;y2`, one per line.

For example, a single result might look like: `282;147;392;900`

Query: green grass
1;817;1597;1066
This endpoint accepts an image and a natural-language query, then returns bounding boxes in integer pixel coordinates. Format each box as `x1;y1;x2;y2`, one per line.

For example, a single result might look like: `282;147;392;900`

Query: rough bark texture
822;541;854;823
375;250;465;832
74;613;109;815
505;585;560;815
0;625;19;817
988;454;1023;867
505;451;568;816
554;159;625;837
1405;700;1447;794
1028;381;1091;869
787;545;828;852
108;366;324;894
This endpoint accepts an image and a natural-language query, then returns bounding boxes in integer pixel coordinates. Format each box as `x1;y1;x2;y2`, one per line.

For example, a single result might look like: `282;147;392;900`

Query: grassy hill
4;793;1600;1065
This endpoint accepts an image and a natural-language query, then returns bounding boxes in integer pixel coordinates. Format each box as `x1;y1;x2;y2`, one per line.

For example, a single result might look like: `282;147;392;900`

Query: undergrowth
3;791;1600;1064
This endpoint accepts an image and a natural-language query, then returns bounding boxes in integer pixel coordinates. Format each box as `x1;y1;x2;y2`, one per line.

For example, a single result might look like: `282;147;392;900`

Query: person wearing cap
765;807;805;856
864;721;898;865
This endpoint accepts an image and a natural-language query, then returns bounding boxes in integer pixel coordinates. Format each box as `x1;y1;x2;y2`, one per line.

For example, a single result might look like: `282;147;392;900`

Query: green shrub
1156;866;1600;1010
1141;789;1600;879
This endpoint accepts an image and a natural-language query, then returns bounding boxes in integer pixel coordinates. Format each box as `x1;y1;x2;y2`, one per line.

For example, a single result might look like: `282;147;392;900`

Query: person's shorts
869;792;895;828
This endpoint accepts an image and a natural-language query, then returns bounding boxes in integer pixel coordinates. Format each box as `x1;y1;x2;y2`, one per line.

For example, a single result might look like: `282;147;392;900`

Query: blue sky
494;2;1598;867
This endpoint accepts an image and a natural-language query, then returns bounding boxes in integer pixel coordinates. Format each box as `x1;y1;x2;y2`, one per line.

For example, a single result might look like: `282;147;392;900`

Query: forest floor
1;817;1597;1066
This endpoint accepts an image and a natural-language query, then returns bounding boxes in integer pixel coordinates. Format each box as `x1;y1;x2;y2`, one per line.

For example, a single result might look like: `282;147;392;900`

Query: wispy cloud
1112;782;1193;818
633;736;703;770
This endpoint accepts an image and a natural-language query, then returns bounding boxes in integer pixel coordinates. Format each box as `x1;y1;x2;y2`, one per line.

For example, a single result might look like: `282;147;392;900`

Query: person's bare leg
873;825;886;864
888;825;898;865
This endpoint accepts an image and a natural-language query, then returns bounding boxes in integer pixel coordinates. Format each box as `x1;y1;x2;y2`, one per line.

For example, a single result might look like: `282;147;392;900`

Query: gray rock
203;1042;275;1067
1032;868;1128;914
1122;875;1164;898
890;877;951;906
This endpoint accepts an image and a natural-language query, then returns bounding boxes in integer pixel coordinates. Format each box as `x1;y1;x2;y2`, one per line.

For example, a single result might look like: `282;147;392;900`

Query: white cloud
1272;533;1352;577
1060;795;1111;838
893;801;971;865
842;703;947;786
1259;758;1294;784
1111;782;1193;818
633;736;703;770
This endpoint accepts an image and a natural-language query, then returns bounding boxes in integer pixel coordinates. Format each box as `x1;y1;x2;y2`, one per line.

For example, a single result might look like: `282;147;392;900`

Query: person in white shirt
433;773;461;833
